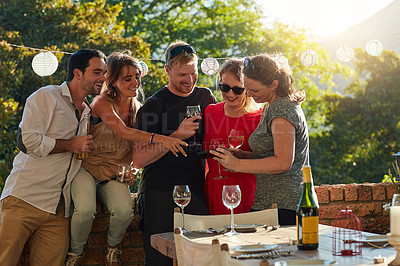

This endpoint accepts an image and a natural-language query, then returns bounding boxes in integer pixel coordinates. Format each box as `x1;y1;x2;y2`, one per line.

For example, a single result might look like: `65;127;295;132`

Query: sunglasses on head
244;57;268;74
218;83;245;95
167;45;196;63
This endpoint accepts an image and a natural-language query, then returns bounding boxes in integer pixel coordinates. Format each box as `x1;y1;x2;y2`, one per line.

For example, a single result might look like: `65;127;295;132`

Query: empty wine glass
209;138;227;180
186;105;201;144
228;129;244;150
222;185;242;236
173;185;192;232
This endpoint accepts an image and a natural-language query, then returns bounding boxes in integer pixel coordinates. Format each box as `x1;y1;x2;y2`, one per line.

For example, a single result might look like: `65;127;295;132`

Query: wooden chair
174;227;223;266
174;228;268;266
174;204;279;231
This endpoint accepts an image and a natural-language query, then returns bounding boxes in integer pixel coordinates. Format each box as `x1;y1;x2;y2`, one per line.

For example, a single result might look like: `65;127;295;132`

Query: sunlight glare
259;0;394;36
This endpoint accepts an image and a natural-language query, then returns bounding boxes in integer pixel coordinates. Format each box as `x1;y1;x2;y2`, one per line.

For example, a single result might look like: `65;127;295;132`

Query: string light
301;49;318;67
139;61;148;77
365;40;384;56
201;57;220;75
31;52;58;77
336;45;354;62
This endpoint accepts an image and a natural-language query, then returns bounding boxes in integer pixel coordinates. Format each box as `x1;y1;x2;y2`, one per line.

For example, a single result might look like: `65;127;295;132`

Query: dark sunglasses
244;57;268;74
167;45;196;63
218;83;245;95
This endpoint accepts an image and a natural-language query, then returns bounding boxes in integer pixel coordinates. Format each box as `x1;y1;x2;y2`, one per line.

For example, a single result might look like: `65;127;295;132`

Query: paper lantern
139;61;148;77
336;45;354;62
31;52;58;77
365;40;383;56
201;57;219;75
301;49;318;67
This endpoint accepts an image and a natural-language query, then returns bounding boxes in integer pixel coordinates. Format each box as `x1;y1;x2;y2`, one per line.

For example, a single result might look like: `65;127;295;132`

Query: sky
259;0;394;36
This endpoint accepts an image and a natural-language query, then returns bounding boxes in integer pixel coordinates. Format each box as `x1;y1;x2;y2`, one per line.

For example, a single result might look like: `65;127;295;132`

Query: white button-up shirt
1;82;90;217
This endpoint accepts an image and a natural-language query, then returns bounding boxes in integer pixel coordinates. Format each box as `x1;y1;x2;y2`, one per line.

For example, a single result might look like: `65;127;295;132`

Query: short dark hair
66;49;106;82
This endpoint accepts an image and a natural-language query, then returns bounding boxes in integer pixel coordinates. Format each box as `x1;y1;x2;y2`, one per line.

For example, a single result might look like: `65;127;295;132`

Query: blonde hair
219;58;259;114
244;53;305;103
164;41;198;67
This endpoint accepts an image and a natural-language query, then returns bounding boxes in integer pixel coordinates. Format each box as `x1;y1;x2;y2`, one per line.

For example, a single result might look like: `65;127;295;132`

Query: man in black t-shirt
133;41;217;265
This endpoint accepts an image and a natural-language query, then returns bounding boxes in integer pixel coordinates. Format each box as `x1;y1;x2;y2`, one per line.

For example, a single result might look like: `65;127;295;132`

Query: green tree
0;0;151;188
310;48;400;184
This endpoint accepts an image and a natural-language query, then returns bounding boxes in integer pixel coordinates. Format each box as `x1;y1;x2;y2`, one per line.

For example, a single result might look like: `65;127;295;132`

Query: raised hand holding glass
210;138;227;180
186;105;201;144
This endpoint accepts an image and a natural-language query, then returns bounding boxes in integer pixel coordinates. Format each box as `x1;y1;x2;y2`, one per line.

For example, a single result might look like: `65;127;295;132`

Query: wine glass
222;185;242;236
173;185;192;232
75;113;90;160
209;138;227;180
228;129;244;150
186;105;201;144
116;164;137;185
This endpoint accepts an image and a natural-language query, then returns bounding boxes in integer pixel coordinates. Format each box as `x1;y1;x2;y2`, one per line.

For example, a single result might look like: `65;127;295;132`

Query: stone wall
315;182;399;233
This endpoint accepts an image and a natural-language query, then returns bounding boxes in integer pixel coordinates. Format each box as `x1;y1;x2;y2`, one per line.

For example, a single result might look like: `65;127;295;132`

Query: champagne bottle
296;165;319;250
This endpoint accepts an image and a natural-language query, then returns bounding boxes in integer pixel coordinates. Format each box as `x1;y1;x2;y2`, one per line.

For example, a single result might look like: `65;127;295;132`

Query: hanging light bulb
301;49;318;67
31;51;58;77
201;57;219;75
139;61;148;77
336;45;354;62
365;40;383;56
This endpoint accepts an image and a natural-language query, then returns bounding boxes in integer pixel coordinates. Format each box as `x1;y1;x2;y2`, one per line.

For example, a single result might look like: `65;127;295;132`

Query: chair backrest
174;227;222;266
174;205;279;231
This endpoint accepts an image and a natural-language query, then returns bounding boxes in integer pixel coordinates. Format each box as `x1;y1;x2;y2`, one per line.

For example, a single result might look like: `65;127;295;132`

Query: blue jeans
70;168;133;254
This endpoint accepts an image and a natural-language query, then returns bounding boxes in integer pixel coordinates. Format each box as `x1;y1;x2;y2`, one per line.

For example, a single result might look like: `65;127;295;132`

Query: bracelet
150;133;156;144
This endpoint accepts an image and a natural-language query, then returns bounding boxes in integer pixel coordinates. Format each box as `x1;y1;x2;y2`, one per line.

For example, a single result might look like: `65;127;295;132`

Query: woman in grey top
211;53;309;225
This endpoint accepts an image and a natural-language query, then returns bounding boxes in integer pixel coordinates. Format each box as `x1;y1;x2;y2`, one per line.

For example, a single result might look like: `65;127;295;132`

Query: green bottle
296;165;319;250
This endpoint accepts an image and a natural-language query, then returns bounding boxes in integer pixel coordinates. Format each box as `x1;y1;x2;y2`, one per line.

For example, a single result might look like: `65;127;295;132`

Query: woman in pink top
203;58;262;215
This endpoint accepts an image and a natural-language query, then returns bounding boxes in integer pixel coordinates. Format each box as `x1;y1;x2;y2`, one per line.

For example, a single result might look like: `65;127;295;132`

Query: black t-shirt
135;86;217;194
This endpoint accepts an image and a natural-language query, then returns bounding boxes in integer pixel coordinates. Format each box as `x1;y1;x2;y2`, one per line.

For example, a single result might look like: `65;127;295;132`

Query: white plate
285;259;337;265
224;224;265;230
230;244;279;253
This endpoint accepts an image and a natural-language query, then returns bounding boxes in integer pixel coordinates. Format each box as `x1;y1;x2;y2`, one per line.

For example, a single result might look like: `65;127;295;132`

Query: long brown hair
243;53;305;103
102;50;143;127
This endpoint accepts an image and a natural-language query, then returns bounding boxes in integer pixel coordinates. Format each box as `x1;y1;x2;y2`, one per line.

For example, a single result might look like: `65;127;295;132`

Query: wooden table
151;225;397;265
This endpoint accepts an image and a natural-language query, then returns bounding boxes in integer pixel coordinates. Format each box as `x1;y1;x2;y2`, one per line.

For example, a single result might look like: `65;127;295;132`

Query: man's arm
18;88;92;157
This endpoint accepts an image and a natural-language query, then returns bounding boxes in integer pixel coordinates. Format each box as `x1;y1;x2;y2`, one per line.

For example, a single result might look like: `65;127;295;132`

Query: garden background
1;0;400;194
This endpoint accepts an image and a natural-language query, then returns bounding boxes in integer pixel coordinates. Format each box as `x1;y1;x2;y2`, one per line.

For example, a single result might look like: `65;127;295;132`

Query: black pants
278;208;296;225
137;190;209;266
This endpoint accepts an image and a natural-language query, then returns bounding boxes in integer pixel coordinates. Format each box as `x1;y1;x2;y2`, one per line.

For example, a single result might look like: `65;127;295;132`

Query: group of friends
0;40;309;266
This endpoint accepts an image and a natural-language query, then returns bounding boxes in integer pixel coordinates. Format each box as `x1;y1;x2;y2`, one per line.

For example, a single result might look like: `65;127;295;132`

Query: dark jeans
137;190;209;266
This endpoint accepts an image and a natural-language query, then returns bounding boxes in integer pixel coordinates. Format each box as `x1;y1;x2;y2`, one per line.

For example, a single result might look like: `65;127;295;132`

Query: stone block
358;183;372;201
344;183;358;201
330;185;344;201
315;185;330;204
372;183;386;200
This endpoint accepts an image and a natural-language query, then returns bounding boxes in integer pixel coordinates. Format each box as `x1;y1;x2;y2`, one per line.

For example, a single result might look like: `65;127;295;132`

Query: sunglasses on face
218;83;245;95
167;45;196;63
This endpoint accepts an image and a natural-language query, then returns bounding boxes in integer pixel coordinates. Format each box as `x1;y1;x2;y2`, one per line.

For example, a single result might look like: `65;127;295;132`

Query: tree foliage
0;0;150;187
310;48;400;184
2;0;381;190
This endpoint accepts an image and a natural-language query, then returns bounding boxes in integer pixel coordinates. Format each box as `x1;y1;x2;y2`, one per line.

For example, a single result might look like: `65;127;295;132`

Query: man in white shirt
0;49;107;266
